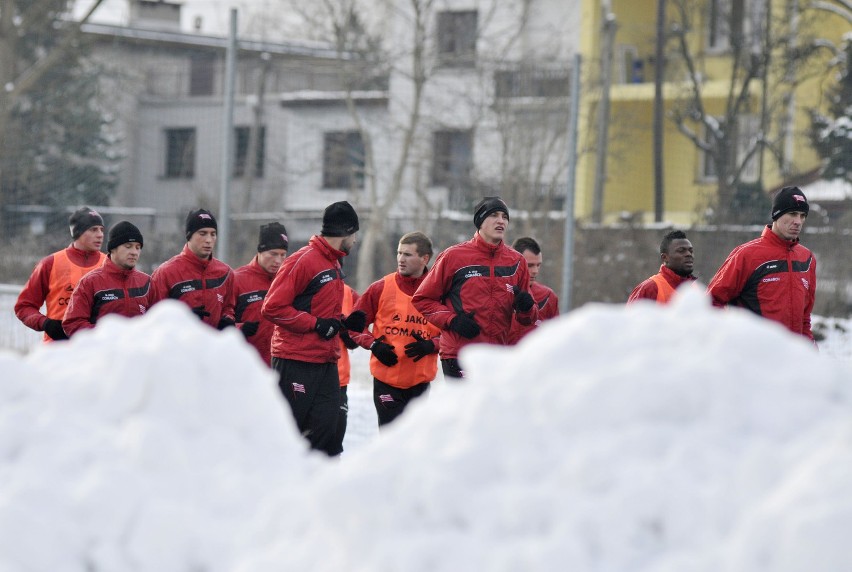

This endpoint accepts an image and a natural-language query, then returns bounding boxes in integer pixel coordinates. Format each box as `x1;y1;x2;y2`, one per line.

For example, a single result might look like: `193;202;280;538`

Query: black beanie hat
258;222;289;252
321;201;359;237
69;207;105;239
107;221;144;252
185;208;217;240
771;186;809;221
473;196;510;229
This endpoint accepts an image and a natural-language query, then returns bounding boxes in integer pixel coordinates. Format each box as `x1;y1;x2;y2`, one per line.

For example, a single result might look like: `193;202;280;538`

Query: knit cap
771;186;809;221
258;222;289;252
185;209;217;240
69;207;105;239
473;196;510;229
321;201;359;237
107;221;144;251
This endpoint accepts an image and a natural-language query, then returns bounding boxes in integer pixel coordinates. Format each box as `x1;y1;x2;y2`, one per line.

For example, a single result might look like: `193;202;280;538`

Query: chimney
129;0;182;31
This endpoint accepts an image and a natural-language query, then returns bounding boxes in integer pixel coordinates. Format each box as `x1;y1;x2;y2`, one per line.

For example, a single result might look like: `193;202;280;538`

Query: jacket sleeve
62;277;95;337
411;253;457;330
512;264;538;327
351;279;384;349
220;271;236;322
14;255;54;331
706;251;745;308
261;255;317;333
627;279;658;304
803;258;817;341
148;266;168;306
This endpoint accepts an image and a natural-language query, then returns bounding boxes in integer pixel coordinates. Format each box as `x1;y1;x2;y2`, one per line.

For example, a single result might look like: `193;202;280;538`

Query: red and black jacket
150;244;235;328
411;233;537;359
707;225;816;340
234;256;275;364
262;235;347;364
508;280;560;344
63;258;152;336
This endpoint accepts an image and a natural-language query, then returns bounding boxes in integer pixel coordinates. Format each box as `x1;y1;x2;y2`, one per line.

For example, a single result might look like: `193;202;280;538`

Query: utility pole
218;8;237;264
653;0;666;222
561;53;582;312
592;1;616;223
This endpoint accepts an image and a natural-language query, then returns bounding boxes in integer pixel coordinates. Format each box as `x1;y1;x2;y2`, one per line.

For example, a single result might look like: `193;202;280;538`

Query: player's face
258;248;287;275
339;233;358;254
522;250;543;282
188;228;217;259
663;239;694;277
772;211;807;241
77;226;104;252
478;211;509;245
111;242;142;270
397;243;429;278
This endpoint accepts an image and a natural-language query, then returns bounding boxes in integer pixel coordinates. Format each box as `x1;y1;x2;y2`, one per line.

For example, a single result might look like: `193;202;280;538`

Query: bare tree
0;0;109;232
666;0;828;224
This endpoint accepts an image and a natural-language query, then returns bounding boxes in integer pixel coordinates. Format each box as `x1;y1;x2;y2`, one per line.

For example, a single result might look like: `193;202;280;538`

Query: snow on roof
802;178;852;202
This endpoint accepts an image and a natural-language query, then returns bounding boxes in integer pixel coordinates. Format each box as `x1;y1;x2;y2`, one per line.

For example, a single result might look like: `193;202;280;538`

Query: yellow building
575;0;849;224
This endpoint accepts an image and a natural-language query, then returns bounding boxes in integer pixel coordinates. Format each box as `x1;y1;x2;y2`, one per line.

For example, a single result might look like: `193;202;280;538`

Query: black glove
512;286;535;312
315;317;342;340
339;329;359;350
370;339;398;367
449;312;480;339
217;317;236;330
241;321;259;338
341;310;367;333
404;333;435;362
43;318;68;341
191;306;211;320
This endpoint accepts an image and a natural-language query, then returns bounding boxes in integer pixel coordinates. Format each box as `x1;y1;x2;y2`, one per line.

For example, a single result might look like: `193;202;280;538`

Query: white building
86;0;580;268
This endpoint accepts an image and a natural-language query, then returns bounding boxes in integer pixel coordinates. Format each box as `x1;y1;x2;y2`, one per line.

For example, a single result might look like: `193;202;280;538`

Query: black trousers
441;358;465;379
333;385;348;453
272;357;341;456
373;378;431;426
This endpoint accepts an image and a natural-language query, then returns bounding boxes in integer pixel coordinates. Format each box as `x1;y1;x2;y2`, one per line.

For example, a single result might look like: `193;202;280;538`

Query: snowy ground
0;287;850;571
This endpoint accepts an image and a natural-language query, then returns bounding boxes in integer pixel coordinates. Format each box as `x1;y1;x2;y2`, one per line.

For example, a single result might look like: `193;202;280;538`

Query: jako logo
801;278;809;290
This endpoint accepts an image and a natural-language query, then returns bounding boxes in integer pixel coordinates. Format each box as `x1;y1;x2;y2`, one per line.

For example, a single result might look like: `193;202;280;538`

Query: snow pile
0;302;313;572
0;292;850;571
238;290;852;572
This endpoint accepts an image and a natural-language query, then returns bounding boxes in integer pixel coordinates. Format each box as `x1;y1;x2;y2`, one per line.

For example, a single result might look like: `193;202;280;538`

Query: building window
494;67;571;98
432;130;473;188
234;126;265;178
436;10;477;67
323;131;365;189
164;128;196;179
706;0;766;53
189;53;215;96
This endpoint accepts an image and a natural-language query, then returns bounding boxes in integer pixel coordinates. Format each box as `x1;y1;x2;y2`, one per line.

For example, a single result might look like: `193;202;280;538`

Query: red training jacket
411;232;537;360
15;245;105;335
707;225;816;340
262;235;347;364
149;244;235;328
234;256;276;365
507;280;560;344
62;257;152;336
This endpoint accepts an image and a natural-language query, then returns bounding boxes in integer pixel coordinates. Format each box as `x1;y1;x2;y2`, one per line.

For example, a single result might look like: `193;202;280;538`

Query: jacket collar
180;244;212;270
310;235;347;261
470;232;502;255
762;225;799;250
